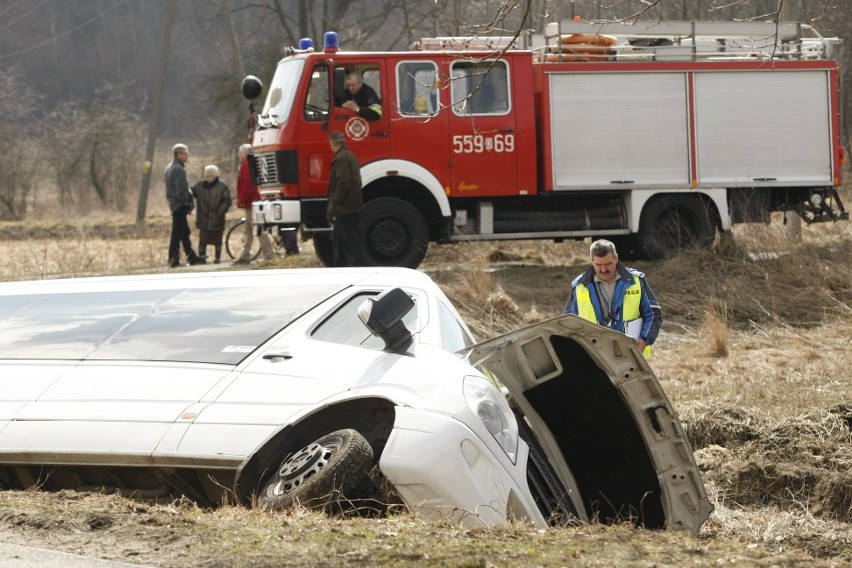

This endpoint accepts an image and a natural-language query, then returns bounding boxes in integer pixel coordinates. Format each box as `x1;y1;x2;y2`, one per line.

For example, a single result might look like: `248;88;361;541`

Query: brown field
0;212;850;567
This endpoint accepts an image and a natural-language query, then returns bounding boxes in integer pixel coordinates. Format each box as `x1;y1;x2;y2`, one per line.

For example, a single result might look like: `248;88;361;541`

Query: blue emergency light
324;31;339;52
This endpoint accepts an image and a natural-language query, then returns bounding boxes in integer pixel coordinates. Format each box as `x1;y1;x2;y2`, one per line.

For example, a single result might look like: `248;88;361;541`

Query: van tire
259;429;374;515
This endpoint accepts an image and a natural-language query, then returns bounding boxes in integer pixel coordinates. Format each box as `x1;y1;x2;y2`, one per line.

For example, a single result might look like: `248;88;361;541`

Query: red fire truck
244;20;847;268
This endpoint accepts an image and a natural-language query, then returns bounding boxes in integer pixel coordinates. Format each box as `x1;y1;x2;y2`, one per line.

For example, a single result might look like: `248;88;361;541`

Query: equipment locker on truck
243;20;846;268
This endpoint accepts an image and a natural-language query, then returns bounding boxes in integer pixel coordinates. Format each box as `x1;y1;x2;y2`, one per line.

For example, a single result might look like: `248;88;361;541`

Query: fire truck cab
246;21;846;268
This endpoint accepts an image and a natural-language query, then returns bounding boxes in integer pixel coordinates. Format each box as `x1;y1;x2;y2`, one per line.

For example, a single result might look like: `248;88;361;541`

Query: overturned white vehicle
0;268;712;533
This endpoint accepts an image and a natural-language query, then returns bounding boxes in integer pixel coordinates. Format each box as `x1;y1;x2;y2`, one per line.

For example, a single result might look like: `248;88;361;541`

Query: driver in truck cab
340;72;382;120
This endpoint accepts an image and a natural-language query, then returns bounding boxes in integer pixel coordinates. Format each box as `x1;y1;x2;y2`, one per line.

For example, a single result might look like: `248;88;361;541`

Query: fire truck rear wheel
361;197;429;268
636;196;716;260
607;236;639;261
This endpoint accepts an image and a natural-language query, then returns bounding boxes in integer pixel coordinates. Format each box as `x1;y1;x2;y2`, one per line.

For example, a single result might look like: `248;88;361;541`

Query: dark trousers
283;228;300;254
332;213;368;267
168;206;198;266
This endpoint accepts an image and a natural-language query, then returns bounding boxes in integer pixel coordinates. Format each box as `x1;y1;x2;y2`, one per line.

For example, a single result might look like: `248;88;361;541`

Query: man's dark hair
590;239;617;258
329;131;346;146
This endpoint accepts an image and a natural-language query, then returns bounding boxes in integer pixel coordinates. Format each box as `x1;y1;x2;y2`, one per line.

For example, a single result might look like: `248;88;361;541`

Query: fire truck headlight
272;203;283;220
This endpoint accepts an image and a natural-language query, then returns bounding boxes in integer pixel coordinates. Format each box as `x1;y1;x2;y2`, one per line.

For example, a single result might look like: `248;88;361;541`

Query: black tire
259;429;375;515
636;196;716;260
312;232;335;267
225;219;262;261
360;197;429;268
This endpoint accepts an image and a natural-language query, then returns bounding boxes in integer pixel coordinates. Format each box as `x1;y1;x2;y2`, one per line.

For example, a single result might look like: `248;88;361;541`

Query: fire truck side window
450;60;509;116
397;61;439;116
333;66;382;105
304;66;330;121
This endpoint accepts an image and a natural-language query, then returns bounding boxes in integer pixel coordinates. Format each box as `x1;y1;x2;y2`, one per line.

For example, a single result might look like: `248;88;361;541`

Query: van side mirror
358;288;414;354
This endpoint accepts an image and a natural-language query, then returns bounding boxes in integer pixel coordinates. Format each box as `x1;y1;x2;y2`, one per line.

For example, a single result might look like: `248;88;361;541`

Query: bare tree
0;66;40;220
45;84;146;213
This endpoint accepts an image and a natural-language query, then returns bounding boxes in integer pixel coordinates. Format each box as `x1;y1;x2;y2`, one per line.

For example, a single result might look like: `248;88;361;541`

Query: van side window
304;66;330;121
450;60;510;116
397;61;439;116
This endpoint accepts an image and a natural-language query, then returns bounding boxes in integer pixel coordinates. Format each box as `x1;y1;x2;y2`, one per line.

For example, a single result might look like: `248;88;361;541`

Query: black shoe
189;256;207;266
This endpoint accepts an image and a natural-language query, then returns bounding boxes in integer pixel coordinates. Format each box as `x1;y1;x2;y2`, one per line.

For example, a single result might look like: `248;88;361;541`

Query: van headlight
463;375;519;463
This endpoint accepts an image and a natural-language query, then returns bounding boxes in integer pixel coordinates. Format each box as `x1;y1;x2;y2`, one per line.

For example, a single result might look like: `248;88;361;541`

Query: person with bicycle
233;143;274;265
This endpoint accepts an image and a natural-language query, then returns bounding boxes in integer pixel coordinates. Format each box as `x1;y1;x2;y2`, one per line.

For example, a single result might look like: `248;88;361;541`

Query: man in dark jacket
341;72;382;121
165;143;205;267
327;131;368;266
192;164;231;264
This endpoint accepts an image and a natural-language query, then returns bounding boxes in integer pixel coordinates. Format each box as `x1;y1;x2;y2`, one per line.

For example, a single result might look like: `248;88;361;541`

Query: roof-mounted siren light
324;31;339;53
298;37;314;52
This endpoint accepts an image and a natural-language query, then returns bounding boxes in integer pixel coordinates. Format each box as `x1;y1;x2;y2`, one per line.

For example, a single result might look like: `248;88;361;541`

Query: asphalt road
0;543;152;568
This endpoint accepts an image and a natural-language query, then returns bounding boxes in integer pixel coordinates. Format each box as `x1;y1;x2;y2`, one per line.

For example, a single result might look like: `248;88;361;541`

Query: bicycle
225;218;299;260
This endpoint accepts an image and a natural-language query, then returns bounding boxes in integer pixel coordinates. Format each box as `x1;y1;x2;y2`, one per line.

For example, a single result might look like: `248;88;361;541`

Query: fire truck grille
253;153;278;186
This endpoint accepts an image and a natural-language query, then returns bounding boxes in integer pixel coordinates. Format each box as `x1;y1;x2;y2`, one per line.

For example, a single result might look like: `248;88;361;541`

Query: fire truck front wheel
312;233;335;267
361;197;429;269
637;196;716;260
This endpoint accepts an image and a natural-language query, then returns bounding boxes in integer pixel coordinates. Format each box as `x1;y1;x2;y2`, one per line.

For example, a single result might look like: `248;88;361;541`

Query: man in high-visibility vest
563;239;662;358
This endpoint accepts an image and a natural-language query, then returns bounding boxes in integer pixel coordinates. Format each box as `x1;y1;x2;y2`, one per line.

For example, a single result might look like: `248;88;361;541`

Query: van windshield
260;58;306;126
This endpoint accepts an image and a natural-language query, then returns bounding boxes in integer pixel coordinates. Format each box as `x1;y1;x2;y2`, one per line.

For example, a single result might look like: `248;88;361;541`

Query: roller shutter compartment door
694;70;832;185
549;72;690;189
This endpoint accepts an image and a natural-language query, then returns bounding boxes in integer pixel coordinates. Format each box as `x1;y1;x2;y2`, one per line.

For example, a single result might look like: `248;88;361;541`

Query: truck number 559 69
452;134;515;154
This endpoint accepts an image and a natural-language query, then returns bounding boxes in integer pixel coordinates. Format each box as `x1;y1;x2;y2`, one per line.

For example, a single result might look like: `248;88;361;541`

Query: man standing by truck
563;239;662;358
233;143;275;265
165;143;206;268
327;131;368;266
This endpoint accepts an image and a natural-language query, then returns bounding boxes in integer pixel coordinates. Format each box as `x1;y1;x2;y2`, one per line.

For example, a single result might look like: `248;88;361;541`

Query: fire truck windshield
259;59;306;127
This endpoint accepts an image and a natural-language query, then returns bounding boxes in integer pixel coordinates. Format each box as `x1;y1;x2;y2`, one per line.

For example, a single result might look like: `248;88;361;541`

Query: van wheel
259;429;375;515
361;197;429;268
636;196;716;260
312;232;334;267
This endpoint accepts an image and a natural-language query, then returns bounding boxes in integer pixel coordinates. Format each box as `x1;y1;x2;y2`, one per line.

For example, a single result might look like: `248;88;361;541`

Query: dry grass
0;211;851;566
701;310;729;357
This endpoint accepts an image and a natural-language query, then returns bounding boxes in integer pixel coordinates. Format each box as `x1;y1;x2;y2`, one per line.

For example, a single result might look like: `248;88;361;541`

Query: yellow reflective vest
574;276;651;358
